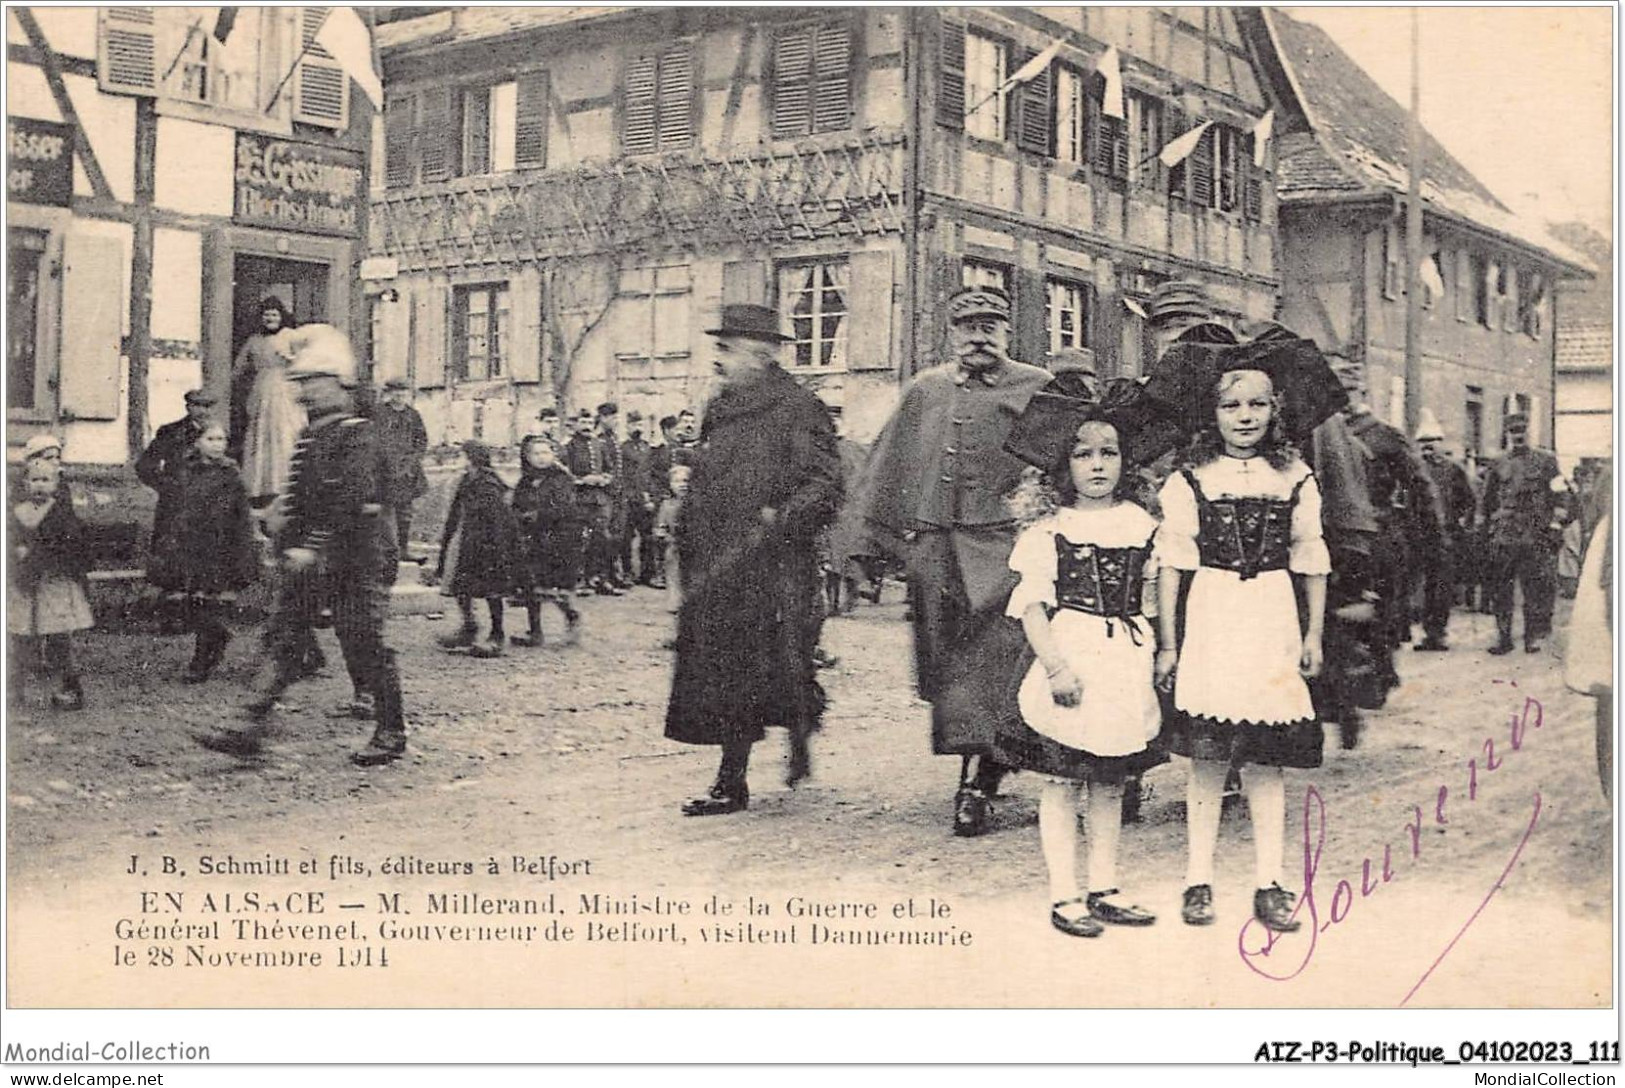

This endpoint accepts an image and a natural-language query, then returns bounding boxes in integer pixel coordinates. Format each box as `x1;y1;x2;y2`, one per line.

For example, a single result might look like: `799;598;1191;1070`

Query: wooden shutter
1013;268;1048;366
1011;48;1053;155
722;260;769;306
813;22;852;133
58;232;125;422
98;7;158;96
295;7;349;129
418;86;453;183
772;25;814;139
415;282;448;390
656;44;694;151
463;87;491;176
845;250;894;371
384;93;417;188
937;19;966;129
1189;126;1214;207
1164;106;1187;197
514;70;549;169
624;53;658;155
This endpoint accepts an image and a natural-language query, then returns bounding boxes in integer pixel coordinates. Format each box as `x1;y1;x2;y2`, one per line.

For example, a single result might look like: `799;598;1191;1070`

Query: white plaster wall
15;8;99;58
148;357;204;436
151;228;203;343
66;72;136;203
154;117;235;216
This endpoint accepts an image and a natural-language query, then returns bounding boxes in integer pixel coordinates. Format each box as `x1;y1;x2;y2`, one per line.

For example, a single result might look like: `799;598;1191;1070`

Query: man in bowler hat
374;377;429;557
665;303;841;814
850;285;1050;835
137;389;216;548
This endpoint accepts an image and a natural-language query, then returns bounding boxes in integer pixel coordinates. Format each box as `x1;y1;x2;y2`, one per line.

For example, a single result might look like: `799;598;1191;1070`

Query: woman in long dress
234;297;306;505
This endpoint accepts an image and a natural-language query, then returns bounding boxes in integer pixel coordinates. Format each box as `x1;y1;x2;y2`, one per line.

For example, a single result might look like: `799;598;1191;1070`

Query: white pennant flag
1252;108;1274;167
1008;37;1065;87
315;6;382;110
1098;45;1125;119
1158;120;1213;168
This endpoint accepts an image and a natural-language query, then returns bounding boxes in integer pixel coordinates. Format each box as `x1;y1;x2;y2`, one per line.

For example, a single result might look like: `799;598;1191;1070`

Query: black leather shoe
1414;637;1449;652
952;787;991;837
1488;637;1515;656
1088;889;1156;926
352;733;406;767
1050;898;1104;938
1525;639;1544;654
1253;883;1303;933
681;781;748;817
1181;884;1215;926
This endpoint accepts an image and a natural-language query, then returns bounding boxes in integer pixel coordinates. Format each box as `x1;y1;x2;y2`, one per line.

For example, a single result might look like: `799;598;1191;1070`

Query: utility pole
1403;8;1424;435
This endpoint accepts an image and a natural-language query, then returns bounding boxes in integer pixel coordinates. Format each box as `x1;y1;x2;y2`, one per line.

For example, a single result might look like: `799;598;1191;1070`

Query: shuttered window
1011;46;1052;155
962;30;1005;141
8;229;48;413
295;7;349;130
1128;92;1161;189
99;7;159;95
1093;96;1128;182
779;259;850;369
1045;278;1093;355
453;283;511;382
1216;125;1244;212
461;86;492;177
514;71;549;169
1056;67;1086;166
384;93;418;188
1189;126;1215;207
1165;107;1188;198
624;44;695;156
937;19;966;129
772;21;854;139
418;87;454;183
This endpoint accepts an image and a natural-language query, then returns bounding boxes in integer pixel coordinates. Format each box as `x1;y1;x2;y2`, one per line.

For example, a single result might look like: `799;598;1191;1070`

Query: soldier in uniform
1413;411;1477;651
619;410;658;585
851;286;1050;836
193;327;407;766
1482;411;1566;654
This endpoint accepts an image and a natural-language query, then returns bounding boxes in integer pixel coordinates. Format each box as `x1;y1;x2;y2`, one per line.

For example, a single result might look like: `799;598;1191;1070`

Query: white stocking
1245;764;1286;889
1038;779;1082;903
1086;780;1125;894
1184;758;1228;888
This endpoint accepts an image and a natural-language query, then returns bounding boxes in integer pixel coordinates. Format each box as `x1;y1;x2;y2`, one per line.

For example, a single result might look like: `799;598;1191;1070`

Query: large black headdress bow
1005;376;1181;472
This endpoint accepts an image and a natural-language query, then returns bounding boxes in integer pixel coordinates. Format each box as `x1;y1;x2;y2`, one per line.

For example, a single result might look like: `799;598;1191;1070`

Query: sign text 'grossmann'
233;132;363;237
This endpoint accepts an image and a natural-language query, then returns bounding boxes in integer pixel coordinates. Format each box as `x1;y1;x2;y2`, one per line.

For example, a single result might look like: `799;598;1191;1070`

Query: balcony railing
370;130;906;273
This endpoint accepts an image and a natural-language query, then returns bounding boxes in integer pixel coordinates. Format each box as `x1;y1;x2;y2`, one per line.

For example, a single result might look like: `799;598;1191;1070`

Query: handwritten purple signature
1237;692;1545;1006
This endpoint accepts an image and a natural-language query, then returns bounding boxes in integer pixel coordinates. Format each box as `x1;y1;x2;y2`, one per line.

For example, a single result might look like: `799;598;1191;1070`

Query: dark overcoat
439;466;519;599
374;403;429;506
136;416;206;547
147;454;259;594
511;463;584;590
848;357;1049;754
665;366;842;747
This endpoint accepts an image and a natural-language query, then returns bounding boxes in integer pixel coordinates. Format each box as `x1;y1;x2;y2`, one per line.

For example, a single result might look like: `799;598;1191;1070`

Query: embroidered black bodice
1183;467;1305;581
1053;535;1149;618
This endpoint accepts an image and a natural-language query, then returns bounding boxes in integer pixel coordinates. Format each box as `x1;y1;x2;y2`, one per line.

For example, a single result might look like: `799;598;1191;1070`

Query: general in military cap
948;285;1011;324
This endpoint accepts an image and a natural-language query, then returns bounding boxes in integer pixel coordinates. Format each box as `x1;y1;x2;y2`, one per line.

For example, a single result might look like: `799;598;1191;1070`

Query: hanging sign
234;132;364;237
8;117;73;207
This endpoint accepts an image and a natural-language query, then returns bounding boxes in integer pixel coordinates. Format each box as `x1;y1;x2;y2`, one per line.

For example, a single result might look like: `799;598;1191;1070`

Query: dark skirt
1163;710;1324;769
518;527;583;591
990;722;1169;782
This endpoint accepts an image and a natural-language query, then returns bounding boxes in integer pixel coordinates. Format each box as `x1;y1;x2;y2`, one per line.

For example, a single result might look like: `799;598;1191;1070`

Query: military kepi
948;286;1011;324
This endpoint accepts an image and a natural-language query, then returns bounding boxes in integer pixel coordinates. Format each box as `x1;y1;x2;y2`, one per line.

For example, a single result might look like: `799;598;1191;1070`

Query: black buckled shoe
1253;883;1303;933
1181;884;1215;926
1050;898;1104;938
1087;889;1157;926
952;787;991;837
351;732;406;767
681;781;748;817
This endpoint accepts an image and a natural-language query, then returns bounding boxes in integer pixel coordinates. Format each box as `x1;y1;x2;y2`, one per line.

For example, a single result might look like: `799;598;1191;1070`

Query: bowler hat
705;303;790;343
183;389;216;406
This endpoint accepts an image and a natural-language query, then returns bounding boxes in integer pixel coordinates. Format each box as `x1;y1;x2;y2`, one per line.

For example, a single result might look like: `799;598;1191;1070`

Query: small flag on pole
1098;45;1124;119
315;6;382;109
1158;120;1213;168
1252;108;1274;167
212;7;238;43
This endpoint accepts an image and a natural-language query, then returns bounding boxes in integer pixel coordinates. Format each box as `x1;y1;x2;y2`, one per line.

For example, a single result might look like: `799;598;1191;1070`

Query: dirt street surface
6;587;1613;1009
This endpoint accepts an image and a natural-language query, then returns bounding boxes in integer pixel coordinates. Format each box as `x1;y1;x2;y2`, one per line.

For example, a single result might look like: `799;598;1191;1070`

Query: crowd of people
6;279;1604;939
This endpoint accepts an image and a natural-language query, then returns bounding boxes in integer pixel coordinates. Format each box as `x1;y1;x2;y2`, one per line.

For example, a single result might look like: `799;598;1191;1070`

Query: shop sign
234;132;364;237
8;117;73;207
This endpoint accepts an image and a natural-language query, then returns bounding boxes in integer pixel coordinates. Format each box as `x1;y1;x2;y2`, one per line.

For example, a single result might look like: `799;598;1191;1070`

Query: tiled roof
378;7;628;52
1265;9;1593;275
1556;326;1613;373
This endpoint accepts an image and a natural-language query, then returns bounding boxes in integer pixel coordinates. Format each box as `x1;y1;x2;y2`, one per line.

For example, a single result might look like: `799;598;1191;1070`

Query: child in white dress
1003;412;1164;938
1154;366;1329;934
